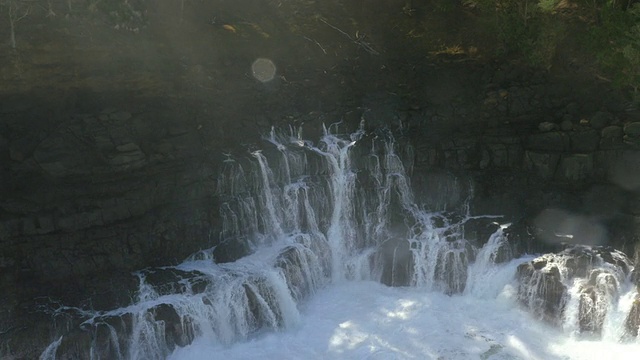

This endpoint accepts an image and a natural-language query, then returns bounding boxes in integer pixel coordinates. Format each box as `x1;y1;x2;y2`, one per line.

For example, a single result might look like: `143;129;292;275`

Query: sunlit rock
517;261;567;325
578;269;619;336
516;246;632;333
624;294;640;338
275;243;326;301
243;276;287;330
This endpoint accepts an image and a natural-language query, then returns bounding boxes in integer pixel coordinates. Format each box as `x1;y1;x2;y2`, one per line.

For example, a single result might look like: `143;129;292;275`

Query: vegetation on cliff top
463;0;640;97
0;0;639;100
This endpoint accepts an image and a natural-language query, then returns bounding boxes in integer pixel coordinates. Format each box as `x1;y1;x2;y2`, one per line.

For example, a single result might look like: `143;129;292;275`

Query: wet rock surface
517;260;567;325
625;294;640;338
515;246;633;335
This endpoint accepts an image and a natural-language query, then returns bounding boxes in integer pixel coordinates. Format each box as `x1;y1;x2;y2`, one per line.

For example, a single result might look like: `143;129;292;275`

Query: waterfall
38;125;640;359
39;336;63;360
465;224;517;298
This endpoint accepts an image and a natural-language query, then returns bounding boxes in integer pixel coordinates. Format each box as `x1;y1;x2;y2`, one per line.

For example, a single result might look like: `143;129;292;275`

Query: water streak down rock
625;295;640;338
517;260;567;325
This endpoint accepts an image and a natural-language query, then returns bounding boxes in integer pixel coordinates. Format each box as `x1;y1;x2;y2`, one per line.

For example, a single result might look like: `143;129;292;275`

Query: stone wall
401;63;640;253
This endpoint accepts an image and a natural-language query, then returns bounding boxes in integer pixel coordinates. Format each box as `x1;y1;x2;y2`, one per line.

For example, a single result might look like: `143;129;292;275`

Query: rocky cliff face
405;61;640;254
1;0;639;357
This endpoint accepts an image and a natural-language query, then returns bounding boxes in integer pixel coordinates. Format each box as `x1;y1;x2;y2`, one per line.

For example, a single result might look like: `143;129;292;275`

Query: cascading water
40;124;640;359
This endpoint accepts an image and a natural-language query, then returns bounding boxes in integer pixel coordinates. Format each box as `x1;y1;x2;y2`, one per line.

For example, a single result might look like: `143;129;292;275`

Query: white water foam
169;276;639;360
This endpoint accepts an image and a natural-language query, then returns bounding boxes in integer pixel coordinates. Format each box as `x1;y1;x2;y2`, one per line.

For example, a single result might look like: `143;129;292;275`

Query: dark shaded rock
109;111;132;122
526;132;569;152
600;126;624;149
532;258;548;270
411;170;468;211
624;122;640;138
32;132;96;177
590;111;614;130
108;141;146;168
556;154;594;182
562;246;631;279
570;129;599;152
609;150;640;191
560;119;574;131
524;151;560;180
152;303;194;349
566;102;580;116
581;184;626;220
463;217;501;247
141;268;209;296
487;143;508;167
379;236;414;287
538;122;558;132
623;136;640;149
504;219;562;256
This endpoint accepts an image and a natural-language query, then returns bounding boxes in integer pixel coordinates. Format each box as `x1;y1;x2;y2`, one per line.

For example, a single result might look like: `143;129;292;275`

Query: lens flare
251;58;276;82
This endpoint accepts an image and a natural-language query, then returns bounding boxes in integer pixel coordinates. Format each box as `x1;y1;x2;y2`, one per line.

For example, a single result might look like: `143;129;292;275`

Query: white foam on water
168;274;640;360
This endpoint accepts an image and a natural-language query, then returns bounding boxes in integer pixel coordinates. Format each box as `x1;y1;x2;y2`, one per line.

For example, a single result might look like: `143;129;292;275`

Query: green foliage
433;0;458;13
85;0;148;31
585;3;640;94
527;17;566;68
537;0;560;12
473;0;565;68
472;0;640;93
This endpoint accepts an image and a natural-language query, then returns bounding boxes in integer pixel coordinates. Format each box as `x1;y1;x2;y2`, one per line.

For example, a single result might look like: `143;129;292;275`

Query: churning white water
169;280;639;360
42;124;640;359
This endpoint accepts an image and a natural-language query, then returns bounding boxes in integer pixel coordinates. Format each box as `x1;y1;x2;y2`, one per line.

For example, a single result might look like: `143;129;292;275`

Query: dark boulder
378;236;414;287
570;129;599;153
590;111;614;130
504;218;563;257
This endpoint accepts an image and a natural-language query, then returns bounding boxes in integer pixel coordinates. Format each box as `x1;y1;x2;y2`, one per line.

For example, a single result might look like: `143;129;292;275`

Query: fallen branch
319;18;379;55
303;35;327;54
594;73;612;83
